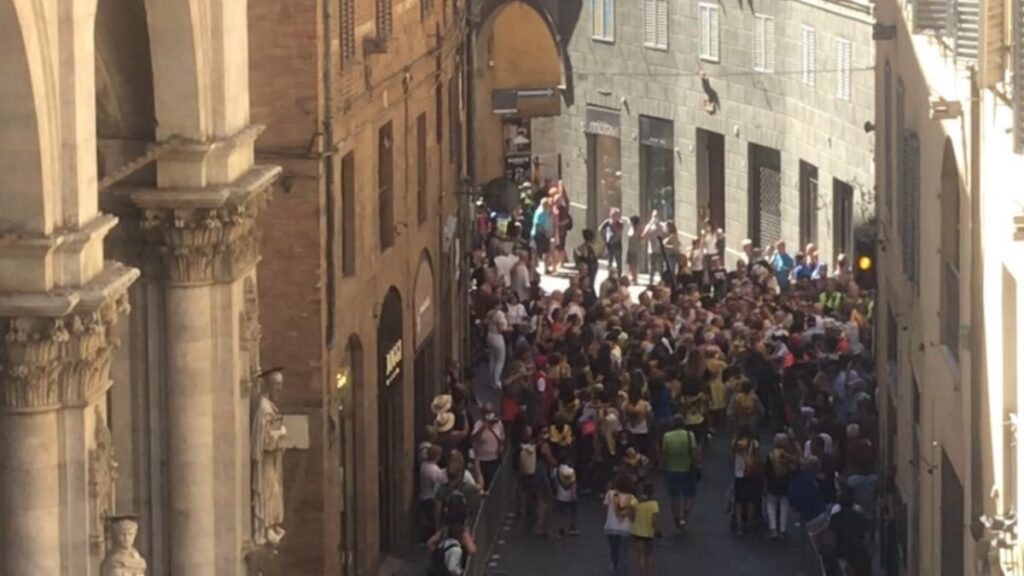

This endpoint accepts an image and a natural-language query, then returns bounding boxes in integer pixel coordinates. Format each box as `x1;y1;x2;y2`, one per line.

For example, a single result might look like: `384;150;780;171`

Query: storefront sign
639;116;674;150
585;106;621;139
504;154;531;184
385;340;403;386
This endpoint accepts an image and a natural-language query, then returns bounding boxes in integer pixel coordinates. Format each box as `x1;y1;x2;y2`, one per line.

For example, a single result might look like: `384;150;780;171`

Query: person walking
603;474;637;576
642;211;665;286
764;433;798;539
599;208;625;273
631;482;660;576
661;414;701;531
485;306;510;391
626;215;643;284
532;198;555;274
471;403;505;491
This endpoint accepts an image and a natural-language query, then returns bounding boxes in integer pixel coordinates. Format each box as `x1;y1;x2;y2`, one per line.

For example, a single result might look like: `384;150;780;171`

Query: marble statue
101;517;146;576
252;367;287;546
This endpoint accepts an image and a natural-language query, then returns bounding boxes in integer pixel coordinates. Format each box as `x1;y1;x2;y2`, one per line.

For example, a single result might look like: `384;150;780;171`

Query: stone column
132;158;277;575
0;287;136;576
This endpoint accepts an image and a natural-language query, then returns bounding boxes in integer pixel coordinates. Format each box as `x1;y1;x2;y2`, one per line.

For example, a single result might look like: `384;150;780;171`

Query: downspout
968;66;987;526
465;14;477;188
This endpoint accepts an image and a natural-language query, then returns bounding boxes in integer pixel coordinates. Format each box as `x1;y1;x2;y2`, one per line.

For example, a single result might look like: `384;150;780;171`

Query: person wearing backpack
661;414;701;532
728;378;765;431
516;425;538;528
434;452;481;530
427;523;476;576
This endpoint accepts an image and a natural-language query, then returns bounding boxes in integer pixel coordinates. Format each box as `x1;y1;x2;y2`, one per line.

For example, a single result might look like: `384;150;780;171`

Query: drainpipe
465;15;477;188
968;66;987;527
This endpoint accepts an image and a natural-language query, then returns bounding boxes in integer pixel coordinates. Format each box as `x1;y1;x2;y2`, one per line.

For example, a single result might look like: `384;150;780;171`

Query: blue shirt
651;386;673;420
793;264;812;281
532;210;552;238
772;253;795;290
788;470;826;521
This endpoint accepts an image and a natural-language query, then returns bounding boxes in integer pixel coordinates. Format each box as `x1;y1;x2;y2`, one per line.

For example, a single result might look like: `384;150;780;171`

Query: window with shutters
699;4;720;62
801;26;816;86
416;113;428;225
378;122;395;251
644;0;669;49
341;0;356;64
342;152;356;276
954;0;980;64
940;140;961;359
1014;0;1024;153
421;0;434;19
377;0;393;42
592;0;615;41
885;62;894;218
835;38;852;101
899;130;920;286
754;15;775;72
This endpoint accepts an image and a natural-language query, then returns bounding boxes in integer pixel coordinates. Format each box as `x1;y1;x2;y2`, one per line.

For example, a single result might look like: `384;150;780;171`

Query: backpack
735;393;757;418
441;488;468;526
519;443;537;475
429;537;462;576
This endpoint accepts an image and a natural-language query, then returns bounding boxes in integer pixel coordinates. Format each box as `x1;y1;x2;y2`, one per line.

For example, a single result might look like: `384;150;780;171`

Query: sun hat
431;394;453;415
557;464;576;485
434;412;455;433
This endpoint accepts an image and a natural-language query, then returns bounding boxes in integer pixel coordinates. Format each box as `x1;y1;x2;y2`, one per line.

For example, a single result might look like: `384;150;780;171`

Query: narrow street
481;428;821;576
469;268;822;576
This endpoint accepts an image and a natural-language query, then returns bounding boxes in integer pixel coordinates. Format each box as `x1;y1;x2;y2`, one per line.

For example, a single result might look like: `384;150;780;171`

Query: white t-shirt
603;490;635;534
506;303;529;326
511;263;531;300
494;254;517;285
803;433;835;458
437;537;465;576
420;461;447;501
733;439;760;478
487;309;508;335
554;466;578;502
691;247;706;271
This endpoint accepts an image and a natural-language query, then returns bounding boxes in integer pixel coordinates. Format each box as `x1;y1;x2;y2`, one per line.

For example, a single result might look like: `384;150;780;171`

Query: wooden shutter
955;0;980;63
765;17;776;72
656;0;668;48
980;0;1006;86
900;132;920;281
754;17;766;70
645;0;657;45
802;26;816;85
710;6;720;60
914;0;950;33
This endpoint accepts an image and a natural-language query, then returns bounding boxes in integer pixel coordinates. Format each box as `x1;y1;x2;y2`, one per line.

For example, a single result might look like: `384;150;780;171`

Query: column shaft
1;412;60;576
166;286;216;575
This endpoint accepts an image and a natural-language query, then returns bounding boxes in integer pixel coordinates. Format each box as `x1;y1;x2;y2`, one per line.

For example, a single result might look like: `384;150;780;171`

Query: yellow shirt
707;359;728;410
631;500;660;538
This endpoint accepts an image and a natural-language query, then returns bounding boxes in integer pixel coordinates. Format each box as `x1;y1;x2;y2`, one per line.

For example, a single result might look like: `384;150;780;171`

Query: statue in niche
252;367;288;547
90;407;118;555
101;516;147;576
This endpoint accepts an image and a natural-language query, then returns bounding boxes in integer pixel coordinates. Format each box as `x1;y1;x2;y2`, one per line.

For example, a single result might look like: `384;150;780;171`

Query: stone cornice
131;165;280;286
0;262;138;413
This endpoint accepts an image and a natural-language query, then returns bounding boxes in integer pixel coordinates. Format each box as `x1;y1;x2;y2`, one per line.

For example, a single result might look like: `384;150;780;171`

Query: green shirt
662;429;695;472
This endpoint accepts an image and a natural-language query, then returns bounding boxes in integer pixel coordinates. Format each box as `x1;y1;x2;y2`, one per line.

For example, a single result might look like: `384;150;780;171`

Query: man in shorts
662;414;701;531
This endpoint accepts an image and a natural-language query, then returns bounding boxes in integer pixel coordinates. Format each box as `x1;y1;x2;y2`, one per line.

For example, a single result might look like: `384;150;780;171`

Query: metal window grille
377;0;393;42
759;166;782;248
341;0;355;63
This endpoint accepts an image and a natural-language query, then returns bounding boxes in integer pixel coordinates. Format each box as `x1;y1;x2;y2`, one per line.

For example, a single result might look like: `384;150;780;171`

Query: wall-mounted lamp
863;121;876;134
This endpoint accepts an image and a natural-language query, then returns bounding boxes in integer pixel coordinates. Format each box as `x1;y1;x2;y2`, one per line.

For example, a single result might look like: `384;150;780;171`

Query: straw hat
431;394;453;415
434;412;455;433
557;464;576;485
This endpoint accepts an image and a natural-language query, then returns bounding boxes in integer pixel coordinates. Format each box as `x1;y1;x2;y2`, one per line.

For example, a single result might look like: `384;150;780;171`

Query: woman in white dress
486;307;510;390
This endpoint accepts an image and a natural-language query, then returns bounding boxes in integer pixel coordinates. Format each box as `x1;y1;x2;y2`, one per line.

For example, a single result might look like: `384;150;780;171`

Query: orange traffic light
857;255;872;271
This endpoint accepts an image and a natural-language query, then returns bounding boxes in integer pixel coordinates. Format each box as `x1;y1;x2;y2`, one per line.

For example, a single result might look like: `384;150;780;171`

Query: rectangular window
448;81;459;165
416;113;428;224
421;0;433;19
833;178;854;261
377;0;393;42
885;62;893;217
1014;0;1024;152
798;161;818;249
754;15;776;72
435;83;444;145
378;122;394;250
699;4;720;62
835;38;852;100
801;26;816;86
941;151;961;358
592;0;615;41
341;0;355;63
341;152;356;276
644;0;668;49
899;130;920;285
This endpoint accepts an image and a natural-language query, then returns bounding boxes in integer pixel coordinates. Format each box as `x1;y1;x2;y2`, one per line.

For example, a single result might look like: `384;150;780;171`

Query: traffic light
853;236;877;290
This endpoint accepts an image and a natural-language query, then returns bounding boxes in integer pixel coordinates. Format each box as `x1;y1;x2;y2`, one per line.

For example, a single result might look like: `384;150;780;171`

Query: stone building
552;0;876;264
248;0;468;572
872;0;1024;572
1;0;280;575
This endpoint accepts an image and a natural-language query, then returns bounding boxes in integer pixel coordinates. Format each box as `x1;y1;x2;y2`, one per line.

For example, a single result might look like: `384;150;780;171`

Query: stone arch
375;286;403;557
0;0;60;236
94;0;155;142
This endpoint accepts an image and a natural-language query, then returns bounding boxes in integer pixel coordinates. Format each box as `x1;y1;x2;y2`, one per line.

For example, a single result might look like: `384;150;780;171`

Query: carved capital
0;293;131;413
133;165;279;286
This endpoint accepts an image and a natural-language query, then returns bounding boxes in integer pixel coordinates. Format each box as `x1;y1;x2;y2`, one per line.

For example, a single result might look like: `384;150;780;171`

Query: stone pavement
481;430;822;576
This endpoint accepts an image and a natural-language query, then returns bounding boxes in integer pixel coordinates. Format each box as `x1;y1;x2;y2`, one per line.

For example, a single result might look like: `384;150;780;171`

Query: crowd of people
422;182;880;576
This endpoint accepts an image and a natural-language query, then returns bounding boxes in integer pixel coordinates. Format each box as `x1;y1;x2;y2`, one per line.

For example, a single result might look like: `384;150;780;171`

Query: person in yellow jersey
631;482;661;576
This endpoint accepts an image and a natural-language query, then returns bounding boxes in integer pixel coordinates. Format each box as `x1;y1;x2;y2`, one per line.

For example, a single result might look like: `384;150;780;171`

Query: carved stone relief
90;407;118;555
0;294;131;412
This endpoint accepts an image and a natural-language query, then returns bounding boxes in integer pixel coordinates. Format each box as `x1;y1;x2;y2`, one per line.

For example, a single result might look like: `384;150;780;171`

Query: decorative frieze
133;165;278;286
0;293;131;413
